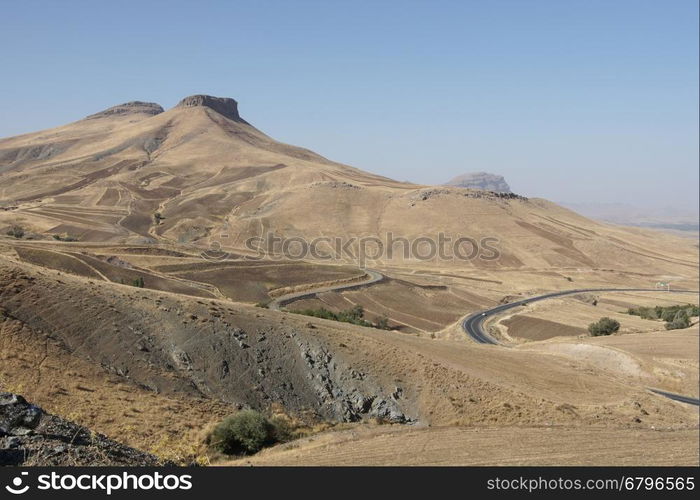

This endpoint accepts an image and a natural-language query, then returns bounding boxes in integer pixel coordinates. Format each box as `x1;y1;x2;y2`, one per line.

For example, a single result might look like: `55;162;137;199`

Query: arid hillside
0;95;697;466
1;256;697;464
0;95;696;285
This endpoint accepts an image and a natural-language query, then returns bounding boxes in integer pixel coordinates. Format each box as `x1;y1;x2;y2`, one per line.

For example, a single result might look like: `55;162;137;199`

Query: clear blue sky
1;0;697;211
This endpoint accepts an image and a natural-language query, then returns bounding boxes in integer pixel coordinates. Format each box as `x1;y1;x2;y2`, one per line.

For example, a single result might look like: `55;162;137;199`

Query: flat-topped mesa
445;172;512;194
86;101;164;120
176;94;246;123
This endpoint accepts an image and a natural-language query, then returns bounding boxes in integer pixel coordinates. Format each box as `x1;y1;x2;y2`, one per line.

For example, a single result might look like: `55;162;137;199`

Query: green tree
347;305;364;320
209;410;273;455
588;317;620;337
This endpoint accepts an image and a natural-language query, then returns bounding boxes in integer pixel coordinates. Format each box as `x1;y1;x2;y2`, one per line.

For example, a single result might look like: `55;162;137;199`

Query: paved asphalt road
270;276;699;406
461;287;700;406
462;287;698;346
648;389;700;406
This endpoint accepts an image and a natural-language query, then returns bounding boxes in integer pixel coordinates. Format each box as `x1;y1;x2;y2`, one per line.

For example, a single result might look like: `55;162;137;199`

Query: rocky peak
176;94;245;122
445;172;512;193
85;101;164;120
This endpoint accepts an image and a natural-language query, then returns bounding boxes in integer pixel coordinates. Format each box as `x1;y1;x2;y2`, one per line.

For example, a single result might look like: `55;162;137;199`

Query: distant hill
560;202;699;235
444;172;512;193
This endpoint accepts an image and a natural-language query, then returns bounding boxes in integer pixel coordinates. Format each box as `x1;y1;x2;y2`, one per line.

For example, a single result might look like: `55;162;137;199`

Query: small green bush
588;317;620;337
209;410;273;455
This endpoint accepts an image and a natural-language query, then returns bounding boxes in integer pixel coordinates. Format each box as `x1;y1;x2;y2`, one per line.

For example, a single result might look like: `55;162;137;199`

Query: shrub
665;309;691;330
132;276;145;288
209;410;274;455
6;225;24;239
52;233;78;242
588;317;620;336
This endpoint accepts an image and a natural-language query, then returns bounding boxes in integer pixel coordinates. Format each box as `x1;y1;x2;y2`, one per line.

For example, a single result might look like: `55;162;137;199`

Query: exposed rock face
0;392;160;465
86;101;164;119
0;392;42;436
295;339;412;423
445;172;512;193
176;94;246;123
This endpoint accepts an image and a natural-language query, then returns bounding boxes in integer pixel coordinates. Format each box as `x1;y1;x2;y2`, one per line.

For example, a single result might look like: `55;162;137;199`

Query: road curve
461;287;700;406
462;287;698;346
268;269;384;311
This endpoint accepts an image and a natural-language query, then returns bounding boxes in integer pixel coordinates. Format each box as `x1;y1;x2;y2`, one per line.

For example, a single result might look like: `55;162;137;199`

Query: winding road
265;270;700;407
461;287;700;406
461;287;699;346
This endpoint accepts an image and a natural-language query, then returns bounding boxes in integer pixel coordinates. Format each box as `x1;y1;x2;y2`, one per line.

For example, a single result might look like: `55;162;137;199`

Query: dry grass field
226;426;699;466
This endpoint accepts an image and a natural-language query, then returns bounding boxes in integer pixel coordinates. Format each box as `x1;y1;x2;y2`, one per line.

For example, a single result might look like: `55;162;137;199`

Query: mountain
0;95;697;281
445;172;512;193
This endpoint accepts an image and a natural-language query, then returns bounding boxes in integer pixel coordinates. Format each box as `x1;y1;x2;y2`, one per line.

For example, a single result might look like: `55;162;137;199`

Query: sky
1;0;698;212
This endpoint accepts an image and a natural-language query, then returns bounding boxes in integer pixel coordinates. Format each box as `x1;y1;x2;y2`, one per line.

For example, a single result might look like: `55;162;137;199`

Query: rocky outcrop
86;101;164;120
409;188;526;205
445;172;512;193
0;392;160;465
176;95;247;123
295;338;412;423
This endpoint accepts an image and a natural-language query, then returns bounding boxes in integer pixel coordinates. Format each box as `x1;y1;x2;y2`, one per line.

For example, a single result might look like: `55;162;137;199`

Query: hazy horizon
1;0;697;212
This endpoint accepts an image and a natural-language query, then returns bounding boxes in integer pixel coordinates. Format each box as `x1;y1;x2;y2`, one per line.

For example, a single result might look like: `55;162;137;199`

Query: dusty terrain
0;95;697;465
